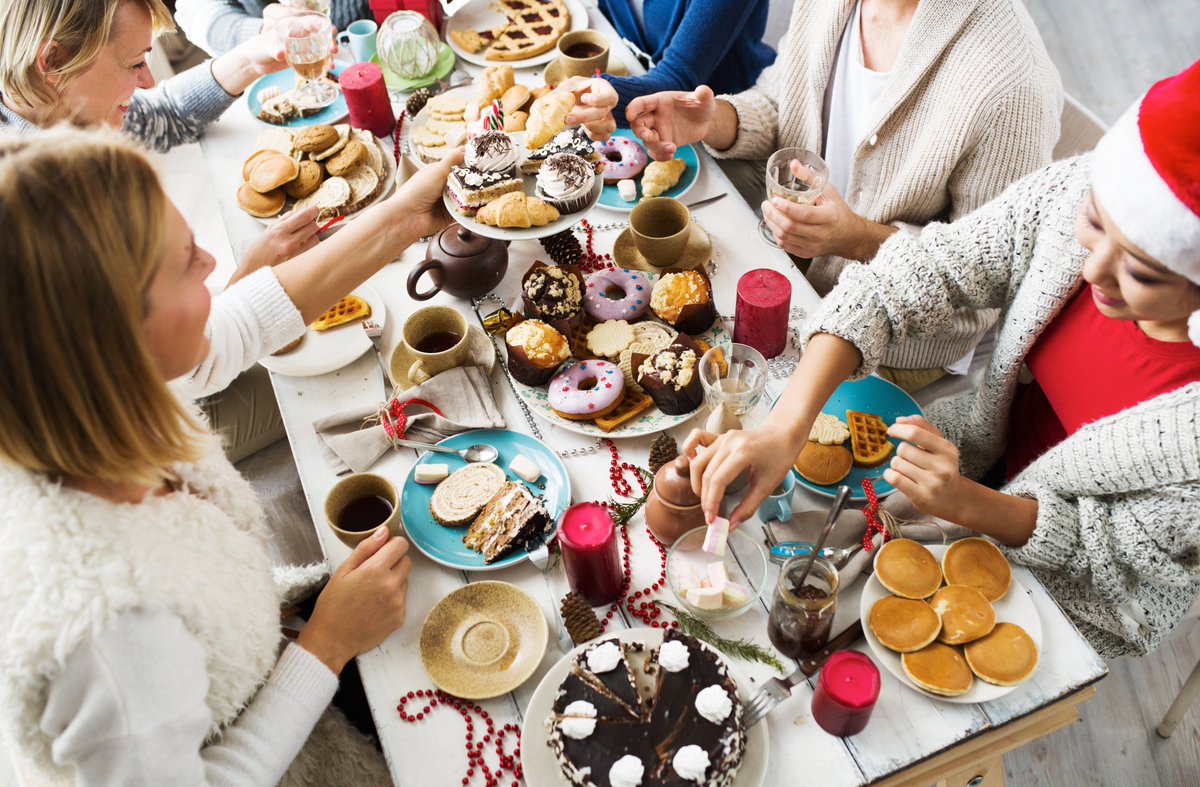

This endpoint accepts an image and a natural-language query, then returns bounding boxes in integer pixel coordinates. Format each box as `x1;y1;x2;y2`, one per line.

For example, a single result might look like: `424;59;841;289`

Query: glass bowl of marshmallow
666;521;767;620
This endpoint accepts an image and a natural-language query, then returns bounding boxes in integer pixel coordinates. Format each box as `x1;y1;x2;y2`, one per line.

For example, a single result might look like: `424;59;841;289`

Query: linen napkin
314;365;505;474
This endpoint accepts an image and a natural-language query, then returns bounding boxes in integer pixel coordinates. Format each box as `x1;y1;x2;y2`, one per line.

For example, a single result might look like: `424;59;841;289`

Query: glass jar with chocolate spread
767;555;839;658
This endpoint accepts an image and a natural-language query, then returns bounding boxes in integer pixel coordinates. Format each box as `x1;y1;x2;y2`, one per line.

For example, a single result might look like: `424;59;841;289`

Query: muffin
522;261;584;326
505;319;570;386
633;336;704;415
465;130;520;178
535;152;596;214
649;269;717;335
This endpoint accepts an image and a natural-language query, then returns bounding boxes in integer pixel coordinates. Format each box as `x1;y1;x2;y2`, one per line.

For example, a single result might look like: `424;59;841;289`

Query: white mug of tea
401;306;471;385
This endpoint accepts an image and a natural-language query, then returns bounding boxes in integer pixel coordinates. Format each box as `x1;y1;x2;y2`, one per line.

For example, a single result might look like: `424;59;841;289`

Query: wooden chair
1156;598;1200;738
1052;94;1107;160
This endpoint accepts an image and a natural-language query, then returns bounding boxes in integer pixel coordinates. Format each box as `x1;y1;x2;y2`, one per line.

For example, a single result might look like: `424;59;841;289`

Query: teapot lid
653;455;701;508
435;224;498;259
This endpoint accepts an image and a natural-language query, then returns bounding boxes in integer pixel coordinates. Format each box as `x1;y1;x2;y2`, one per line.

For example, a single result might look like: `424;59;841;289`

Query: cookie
255;128;296;155
631;320;675;351
618;340;666;393
586;320;636;359
427;93;467;119
283;159;324;199
237;182;285;218
809;413;851;446
353;130;384;177
293;124;339;153
325;139;367;176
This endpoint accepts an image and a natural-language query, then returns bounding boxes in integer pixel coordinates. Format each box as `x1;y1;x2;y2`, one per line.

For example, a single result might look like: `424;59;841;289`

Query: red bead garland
395;689;522;786
392;110;406;168
576;219;614;274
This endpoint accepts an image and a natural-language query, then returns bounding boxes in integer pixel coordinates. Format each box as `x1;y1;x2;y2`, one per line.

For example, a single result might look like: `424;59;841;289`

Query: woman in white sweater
685;63;1200;658
0;129;450;784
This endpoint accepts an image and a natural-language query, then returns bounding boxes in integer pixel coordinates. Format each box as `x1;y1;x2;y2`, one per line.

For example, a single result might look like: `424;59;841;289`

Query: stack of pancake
867;538;1038;697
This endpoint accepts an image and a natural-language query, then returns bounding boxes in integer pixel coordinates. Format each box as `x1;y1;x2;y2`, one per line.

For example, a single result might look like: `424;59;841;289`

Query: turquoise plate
247;66;349;128
399;429;571;571
595;128;699;212
786;375;923;502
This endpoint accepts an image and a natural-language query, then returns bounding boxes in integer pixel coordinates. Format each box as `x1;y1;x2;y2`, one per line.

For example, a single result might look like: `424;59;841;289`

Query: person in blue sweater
598;0;775;123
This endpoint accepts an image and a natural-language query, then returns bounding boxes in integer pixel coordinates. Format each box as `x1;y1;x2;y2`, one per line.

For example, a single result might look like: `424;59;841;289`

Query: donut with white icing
548;360;625;420
584;267;651;322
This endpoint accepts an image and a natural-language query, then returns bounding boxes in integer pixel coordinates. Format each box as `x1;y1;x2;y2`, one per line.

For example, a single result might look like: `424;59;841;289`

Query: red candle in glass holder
733;269;792;358
340;62;396;138
811;650;881;736
557;503;622;606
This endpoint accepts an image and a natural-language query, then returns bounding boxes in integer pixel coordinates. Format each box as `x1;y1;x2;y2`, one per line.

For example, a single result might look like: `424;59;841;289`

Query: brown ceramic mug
555;30;610;78
629;197;692;267
394;305;471;385
325;473;401;548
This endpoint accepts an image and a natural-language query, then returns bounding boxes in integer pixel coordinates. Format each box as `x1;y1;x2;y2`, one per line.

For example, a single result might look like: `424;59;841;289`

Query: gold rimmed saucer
419;581;548;700
543;56;629;86
613;222;712;273
389;325;496;391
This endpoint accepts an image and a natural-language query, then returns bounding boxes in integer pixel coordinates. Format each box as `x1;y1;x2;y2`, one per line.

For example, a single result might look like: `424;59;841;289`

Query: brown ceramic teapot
408;224;508;300
644;455;708;547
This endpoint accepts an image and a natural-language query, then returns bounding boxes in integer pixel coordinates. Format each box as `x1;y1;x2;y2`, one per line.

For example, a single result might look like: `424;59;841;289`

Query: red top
1007;287;1200;478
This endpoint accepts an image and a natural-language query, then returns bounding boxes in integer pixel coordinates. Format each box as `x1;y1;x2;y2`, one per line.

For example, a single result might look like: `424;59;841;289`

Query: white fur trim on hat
1189;309;1200;348
1092;104;1200;282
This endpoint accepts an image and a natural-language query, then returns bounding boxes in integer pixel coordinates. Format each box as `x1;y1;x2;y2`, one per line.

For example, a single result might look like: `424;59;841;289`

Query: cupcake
649;270;717;335
535;152;596;214
633;338;704;415
505;319;570;386
522;261;584;326
521;128;602;174
465;130;520;178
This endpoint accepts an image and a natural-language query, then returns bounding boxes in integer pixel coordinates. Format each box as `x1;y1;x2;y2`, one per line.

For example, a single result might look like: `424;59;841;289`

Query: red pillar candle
340;62;395;138
811;651;881;737
733;269;792;358
557;503;623;606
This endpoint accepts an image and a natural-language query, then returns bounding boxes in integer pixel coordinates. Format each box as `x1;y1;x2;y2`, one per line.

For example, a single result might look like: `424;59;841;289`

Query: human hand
761;172;874;259
883;416;970;522
297;526;413;674
682;425;800;528
556;76;618;141
231;206;321;285
627;85;717;160
383;149;463;241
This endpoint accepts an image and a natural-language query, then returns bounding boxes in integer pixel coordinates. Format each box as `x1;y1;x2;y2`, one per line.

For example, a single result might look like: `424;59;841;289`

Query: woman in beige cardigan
629;0;1063;387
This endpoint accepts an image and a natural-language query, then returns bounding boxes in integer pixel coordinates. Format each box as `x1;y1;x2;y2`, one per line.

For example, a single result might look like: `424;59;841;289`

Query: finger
582;118;616;142
895;441;936;470
727;474;775;528
688;435;722;497
887;422;954;454
363;533;411;571
566;106;614;125
293;234;320;255
883;467;918;496
341;525;391;570
692;84;715;105
770;198;823;225
888;455;932;485
893;414;941;436
392;554;413;583
280;205;320;230
700;441;741;521
681;428;716;459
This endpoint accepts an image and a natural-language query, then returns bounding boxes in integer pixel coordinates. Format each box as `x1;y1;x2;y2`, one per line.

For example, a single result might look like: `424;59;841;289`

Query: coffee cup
337;19;378;63
555;30;609;79
325;472;401;548
398;305;471;385
756;472;795;523
629;197;692;267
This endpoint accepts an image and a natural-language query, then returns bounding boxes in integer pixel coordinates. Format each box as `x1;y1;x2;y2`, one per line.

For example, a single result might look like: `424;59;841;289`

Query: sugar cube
618;179;637;202
706;561;729;590
508;454;542;483
414;464;449;484
701;517;730;556
721;582;751;608
686;586;724;610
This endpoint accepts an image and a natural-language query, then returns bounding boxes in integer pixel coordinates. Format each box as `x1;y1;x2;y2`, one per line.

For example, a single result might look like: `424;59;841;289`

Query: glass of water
277;12;337;109
759;147;829;247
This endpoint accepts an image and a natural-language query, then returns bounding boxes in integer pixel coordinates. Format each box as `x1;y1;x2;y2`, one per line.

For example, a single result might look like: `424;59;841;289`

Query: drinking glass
282;0;331;15
277;12;338;109
759;147;829;247
698;343;767;418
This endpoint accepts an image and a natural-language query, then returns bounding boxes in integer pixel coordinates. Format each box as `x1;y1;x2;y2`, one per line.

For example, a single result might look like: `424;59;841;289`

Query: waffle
569;318;599;361
484;0;571;62
311;295;370;331
846;409;893;467
594;391;653;432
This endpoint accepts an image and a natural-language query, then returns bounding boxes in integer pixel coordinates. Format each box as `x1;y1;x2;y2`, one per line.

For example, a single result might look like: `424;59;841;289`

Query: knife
800;619;865;676
684;193;728;210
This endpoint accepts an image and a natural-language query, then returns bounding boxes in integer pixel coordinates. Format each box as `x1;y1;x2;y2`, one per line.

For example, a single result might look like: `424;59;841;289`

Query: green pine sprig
608;467;655;529
653;601;784;673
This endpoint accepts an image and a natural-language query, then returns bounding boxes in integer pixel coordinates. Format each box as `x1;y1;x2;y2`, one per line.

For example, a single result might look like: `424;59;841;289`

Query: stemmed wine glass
759;147;829;247
277;12;338;109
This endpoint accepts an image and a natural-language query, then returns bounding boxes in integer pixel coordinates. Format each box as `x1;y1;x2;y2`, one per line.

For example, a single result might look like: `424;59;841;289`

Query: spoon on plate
390;437;499;464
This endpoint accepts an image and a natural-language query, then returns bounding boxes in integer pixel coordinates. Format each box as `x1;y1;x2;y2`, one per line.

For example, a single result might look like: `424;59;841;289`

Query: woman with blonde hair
0;128;419;784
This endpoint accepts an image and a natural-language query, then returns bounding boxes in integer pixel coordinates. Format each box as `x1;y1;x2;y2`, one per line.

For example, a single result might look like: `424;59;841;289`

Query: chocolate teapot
644;455;708;546
407;225;508;300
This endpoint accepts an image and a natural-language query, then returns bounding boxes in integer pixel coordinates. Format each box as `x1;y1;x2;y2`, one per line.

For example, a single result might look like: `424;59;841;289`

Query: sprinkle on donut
584;267;652;322
594;136;649;184
548;360;625;420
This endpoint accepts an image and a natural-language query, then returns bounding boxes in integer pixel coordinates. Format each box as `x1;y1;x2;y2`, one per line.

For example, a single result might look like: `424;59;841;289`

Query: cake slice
462;482;549;562
429;463;507;526
520;128;602;174
575;640;645;720
446;165;522;216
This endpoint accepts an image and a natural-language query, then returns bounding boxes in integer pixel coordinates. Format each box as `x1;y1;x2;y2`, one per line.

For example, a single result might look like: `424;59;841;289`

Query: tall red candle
733;269;792;358
557;503;622;606
811;651;881;736
340;62;395;138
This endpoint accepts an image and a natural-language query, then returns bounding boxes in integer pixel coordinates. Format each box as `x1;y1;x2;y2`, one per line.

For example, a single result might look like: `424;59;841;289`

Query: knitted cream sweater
802;155;1200;658
712;0;1063;369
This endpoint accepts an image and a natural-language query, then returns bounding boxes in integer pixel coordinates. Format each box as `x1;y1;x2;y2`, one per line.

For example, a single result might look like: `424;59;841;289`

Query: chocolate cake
447;165;523;215
635;340;704;416
547;630;745;787
463;482;550;563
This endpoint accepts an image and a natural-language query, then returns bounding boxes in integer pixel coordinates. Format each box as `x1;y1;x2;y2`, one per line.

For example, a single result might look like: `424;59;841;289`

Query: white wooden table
194;6;1107;784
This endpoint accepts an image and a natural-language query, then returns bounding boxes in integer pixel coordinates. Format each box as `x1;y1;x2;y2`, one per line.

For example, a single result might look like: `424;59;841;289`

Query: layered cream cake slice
446;165;522;216
462;482;549;563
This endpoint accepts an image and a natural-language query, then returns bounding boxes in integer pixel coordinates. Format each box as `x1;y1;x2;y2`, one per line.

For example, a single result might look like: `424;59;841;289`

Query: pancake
964;623;1038;686
943;538;1012;602
793;440;853;486
930;585;996;645
868;595;941;653
901;643;974;697
874;539;942;599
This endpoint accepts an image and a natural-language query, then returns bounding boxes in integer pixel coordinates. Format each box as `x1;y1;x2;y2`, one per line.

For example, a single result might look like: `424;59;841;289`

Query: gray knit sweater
802;155;1200;658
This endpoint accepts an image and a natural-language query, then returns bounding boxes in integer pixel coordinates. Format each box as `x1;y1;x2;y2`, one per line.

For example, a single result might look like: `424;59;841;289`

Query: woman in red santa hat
687;61;1200;658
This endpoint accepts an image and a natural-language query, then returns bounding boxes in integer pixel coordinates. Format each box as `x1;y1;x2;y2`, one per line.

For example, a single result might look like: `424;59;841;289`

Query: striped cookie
294;175;350;222
354;130;385;177
343;166;381;213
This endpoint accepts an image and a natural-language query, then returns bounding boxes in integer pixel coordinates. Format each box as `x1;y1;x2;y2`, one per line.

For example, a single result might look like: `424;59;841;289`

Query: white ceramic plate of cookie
403;86;474;169
259;285;385;377
442;169;602;242
444;0;589;69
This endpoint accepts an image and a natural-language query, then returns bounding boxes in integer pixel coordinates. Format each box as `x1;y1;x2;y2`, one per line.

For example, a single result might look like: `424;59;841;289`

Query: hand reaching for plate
556;76;618;142
627;85;718;161
683;424;802;529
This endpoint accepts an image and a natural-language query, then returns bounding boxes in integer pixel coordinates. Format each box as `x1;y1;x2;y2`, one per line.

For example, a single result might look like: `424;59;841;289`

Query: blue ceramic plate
786;375;923;502
247;66;349;128
399;429;571;571
595;129;699;212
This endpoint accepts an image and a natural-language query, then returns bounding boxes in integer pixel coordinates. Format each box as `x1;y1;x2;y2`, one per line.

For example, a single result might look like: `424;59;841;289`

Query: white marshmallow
414;464;449;484
508;454;542;483
618;179;637;201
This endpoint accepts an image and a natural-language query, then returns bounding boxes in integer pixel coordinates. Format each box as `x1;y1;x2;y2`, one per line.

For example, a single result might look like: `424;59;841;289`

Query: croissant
640;158;688;199
477;191;561;228
525;92;574;149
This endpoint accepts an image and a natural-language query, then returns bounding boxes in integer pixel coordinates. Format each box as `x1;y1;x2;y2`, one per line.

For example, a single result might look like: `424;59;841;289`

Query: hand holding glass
760;148;829;247
277;12;337;109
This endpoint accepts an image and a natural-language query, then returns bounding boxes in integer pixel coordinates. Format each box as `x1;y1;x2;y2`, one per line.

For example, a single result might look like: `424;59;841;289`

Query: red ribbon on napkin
380;398;443;442
861;478;890;551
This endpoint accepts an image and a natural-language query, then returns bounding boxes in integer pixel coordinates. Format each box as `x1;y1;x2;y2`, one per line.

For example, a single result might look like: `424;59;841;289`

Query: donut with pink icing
584;267;651;322
594;136;649;184
548;360;625;420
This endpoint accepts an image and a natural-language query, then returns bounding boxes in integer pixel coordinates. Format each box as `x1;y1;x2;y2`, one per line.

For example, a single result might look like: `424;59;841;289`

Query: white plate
859;543;1043;704
520;628;768;787
509;320;732;438
402;85;475;171
255;135;396;228
445;0;589;69
444;173;602;242
258;285;385;377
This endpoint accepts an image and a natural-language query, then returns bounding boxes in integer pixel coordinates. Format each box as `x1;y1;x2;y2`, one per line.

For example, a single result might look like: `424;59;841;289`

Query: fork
362;320;392;400
742;620;865;728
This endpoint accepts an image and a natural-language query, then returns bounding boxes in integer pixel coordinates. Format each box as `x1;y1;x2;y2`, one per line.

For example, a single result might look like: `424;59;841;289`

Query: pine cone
405;88;434;118
561;592;602;646
648;433;679;475
539;230;582;267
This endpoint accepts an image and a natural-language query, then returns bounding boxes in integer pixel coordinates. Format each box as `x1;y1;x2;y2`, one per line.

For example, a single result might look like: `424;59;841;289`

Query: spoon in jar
791;486;852;589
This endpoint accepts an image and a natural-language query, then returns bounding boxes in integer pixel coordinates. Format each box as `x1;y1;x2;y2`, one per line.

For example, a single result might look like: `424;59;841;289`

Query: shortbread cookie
255;128;296;156
809;413;851;446
586;320;636;359
427;93;467;119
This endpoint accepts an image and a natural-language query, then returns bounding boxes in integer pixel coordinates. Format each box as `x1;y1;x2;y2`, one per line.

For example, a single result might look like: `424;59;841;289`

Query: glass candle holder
557;503;622;606
378;10;441;79
767;555;838;659
811;651;881;736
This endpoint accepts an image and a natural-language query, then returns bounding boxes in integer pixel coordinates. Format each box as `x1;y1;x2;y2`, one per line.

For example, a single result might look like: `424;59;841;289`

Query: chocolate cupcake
535;152;597;214
633;335;705;415
505;318;570;386
522;260;584;327
649;268;717;335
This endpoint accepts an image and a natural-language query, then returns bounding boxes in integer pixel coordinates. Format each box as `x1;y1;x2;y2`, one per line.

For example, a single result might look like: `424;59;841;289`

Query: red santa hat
1091;60;1200;345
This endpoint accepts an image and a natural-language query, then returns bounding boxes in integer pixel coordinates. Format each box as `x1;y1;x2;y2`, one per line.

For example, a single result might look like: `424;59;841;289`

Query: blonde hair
0;127;204;485
0;0;174;109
